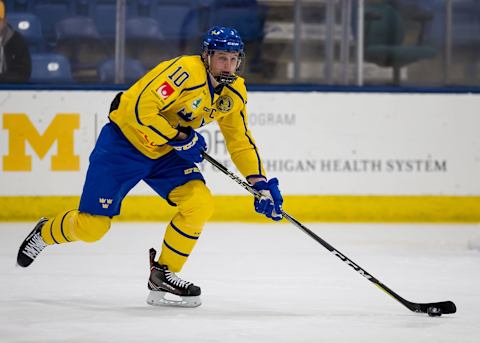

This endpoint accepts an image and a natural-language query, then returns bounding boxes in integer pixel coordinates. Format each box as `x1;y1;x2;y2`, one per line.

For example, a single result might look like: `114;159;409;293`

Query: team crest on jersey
157;81;175;100
216;95;233;113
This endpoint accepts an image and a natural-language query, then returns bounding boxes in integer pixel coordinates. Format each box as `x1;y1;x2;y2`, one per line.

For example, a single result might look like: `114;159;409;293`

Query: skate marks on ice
1;222;479;343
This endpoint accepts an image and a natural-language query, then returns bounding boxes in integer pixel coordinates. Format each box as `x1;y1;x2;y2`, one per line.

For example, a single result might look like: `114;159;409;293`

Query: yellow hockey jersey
109;55;265;178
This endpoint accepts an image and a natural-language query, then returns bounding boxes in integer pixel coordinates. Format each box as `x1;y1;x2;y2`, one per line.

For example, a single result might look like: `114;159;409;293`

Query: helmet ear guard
202;26;245;85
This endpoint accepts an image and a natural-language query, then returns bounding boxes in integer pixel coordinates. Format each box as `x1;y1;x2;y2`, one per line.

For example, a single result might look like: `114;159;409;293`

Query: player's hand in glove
168;126;207;163
252;177;283;221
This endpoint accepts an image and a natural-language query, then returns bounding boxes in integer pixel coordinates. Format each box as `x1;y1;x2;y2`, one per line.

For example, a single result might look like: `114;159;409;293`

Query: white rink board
0;90;479;196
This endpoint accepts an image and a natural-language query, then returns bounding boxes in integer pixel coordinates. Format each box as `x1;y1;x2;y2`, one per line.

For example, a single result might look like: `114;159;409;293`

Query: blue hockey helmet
202;26;244;84
202;26;244;54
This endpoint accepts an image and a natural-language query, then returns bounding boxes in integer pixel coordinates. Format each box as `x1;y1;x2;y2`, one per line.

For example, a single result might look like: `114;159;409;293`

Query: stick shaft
202;152;433;313
203;154;381;283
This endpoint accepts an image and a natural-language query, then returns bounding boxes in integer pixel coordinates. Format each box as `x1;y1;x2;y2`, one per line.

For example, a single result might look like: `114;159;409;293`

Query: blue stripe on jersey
224;84;261;173
160;99;175;112
181;82;206;94
226;84;245;104
160;82;207;112
134;56;183;139
147;124;172;140
240;110;263;175
163;240;189;257
170;221;199;240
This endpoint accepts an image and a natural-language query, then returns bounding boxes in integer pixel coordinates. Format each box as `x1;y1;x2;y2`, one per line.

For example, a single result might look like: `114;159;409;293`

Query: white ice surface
1;222;479;343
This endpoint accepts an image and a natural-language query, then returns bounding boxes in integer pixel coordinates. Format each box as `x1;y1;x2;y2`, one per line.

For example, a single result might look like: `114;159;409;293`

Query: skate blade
146;291;201;308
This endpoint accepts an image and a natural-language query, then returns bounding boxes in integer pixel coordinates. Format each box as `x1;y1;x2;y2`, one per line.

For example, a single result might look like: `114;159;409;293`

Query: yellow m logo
3;113;80;171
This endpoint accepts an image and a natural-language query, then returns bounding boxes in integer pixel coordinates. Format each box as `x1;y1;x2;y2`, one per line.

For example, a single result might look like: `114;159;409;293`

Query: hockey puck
427;307;442;317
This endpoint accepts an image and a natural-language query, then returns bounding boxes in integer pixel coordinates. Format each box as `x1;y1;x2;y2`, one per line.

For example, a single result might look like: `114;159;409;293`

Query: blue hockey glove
168;127;207;163
252;178;283;221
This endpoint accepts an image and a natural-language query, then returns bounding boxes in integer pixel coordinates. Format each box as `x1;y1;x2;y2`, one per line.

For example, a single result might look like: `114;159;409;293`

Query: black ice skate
17;218;48;267
146;248;201;308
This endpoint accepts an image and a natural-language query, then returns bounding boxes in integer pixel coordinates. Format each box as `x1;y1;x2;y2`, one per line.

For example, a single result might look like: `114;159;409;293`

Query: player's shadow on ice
25;297;313;318
21;298;432;321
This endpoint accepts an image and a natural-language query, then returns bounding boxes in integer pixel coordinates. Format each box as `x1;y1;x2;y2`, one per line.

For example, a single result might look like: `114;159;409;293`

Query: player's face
209;51;240;76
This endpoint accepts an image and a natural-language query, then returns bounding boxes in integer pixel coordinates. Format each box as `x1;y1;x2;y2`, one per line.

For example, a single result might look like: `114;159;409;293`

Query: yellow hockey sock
41;210;111;245
41;210;78;245
159;180;214;272
160;216;201;272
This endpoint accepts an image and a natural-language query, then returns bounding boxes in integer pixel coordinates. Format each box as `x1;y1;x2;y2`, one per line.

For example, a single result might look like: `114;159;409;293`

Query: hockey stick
203;152;456;316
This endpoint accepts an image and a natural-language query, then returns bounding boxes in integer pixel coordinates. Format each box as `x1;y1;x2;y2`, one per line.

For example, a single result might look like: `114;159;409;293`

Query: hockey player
16;27;283;307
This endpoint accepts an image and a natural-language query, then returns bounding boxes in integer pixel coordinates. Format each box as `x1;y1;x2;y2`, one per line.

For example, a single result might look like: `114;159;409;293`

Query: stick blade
412;300;456;314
